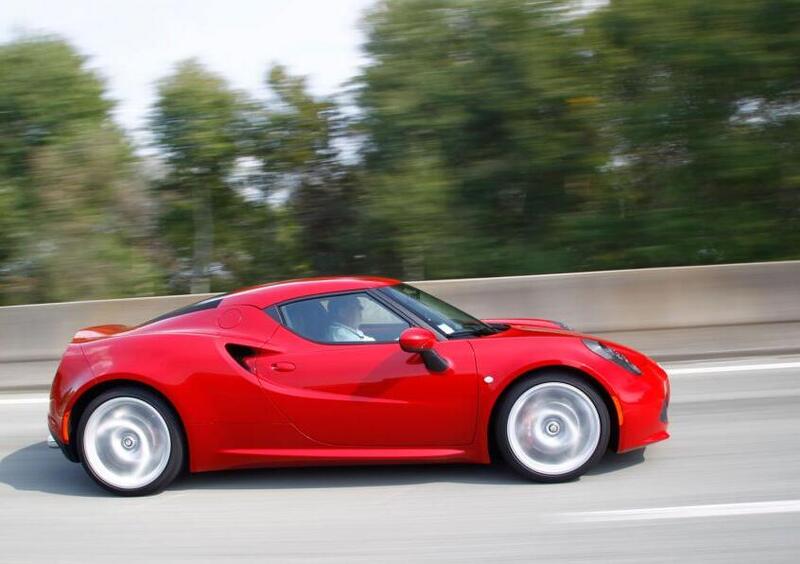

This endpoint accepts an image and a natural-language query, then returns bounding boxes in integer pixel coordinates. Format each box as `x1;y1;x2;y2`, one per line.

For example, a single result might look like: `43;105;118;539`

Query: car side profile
48;276;670;495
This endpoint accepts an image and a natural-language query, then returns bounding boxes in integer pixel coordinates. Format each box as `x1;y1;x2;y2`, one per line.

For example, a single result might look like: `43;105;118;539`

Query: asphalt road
1;355;800;563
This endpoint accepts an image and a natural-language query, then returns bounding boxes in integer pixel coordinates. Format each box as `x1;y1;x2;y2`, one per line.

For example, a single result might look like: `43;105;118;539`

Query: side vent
225;344;258;373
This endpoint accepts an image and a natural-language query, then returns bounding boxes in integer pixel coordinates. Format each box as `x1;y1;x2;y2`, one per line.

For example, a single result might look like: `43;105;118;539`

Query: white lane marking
561;500;800;523
668;361;800;376
0;396;48;406
672;388;800;404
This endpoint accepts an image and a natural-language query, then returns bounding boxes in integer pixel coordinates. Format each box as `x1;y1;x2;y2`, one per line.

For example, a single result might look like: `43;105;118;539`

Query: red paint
218;308;242;329
48;277;669;474
71;324;129;343
399;327;436;352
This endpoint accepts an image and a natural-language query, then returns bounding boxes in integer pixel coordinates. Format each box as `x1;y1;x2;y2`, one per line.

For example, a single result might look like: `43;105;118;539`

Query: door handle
271;362;296;372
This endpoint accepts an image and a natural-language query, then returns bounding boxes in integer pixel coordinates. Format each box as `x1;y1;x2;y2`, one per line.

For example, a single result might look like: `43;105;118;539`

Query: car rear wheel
77;387;185;496
496;372;610;482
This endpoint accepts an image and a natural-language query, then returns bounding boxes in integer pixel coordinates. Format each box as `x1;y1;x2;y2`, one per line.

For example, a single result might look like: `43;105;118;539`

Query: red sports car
48;277;670;495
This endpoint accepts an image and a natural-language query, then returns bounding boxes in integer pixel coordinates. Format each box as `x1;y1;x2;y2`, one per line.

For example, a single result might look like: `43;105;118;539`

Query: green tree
150;60;243;293
247;65;363;276
5;2;800;304
562;0;800;268
0;36;162;304
0;37;110;181
356;0;600;278
24;127;163;301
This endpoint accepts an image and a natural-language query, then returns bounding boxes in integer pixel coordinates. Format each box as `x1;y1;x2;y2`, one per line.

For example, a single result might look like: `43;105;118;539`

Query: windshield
380;283;491;337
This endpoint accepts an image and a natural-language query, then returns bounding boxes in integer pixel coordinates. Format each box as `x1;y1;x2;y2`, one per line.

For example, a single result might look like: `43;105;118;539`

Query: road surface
1;355;799;562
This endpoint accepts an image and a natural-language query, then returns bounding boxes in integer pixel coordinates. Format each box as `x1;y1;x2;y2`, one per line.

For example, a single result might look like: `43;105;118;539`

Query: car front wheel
496;372;610;482
77;387;185;496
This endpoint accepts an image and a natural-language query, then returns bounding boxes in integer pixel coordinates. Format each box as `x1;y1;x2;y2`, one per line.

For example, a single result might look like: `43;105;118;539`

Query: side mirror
399;327;448;372
399;327;436;353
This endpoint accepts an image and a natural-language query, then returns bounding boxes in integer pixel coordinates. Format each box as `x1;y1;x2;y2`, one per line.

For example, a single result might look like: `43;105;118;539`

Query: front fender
469;332;663;461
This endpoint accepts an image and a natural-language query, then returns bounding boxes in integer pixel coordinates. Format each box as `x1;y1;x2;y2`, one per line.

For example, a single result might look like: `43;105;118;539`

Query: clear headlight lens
582;339;642;375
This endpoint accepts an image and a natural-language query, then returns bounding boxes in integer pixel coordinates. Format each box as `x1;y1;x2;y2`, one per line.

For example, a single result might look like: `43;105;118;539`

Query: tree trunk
190;179;213;293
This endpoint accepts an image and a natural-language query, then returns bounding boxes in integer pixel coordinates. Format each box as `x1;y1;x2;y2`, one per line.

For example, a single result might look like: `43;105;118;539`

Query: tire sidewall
77;386;185;496
496;372;610;483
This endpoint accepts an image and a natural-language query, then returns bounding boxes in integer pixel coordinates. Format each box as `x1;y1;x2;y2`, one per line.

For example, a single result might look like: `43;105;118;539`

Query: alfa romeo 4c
48;277;669;495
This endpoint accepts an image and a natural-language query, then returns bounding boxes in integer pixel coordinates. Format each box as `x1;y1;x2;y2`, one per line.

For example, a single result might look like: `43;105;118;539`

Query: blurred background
2;3;800;561
1;0;798;305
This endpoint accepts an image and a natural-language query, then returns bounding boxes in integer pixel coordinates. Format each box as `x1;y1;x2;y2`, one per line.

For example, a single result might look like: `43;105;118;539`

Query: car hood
481;317;649;360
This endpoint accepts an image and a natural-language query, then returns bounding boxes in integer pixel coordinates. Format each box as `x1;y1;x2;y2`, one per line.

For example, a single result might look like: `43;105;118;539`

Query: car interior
280;294;409;343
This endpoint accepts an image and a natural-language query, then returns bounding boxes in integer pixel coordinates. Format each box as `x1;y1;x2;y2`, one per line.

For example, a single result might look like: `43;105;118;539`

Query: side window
279;293;410;344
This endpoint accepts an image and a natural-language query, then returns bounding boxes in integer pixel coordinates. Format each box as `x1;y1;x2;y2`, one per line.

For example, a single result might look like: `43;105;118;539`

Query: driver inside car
327;295;375;342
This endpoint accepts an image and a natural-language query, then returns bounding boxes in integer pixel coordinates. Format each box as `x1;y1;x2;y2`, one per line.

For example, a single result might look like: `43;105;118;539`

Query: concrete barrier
419;260;800;332
2;260;799;389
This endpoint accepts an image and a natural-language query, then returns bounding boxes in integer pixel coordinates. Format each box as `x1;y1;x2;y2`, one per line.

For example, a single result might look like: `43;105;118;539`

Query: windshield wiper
449;323;498;338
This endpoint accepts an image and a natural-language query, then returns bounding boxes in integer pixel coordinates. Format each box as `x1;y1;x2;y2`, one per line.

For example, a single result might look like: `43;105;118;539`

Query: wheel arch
486;365;620;462
66;378;190;469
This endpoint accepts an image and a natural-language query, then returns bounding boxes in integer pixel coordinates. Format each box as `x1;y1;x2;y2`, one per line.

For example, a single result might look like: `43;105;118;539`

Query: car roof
221;276;400;309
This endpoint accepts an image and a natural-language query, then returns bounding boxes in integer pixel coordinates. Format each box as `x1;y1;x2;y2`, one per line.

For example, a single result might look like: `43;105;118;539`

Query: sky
1;0;376;145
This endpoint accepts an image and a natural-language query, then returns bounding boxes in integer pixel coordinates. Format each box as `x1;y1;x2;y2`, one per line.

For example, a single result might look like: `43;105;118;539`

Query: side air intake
225;344;258;373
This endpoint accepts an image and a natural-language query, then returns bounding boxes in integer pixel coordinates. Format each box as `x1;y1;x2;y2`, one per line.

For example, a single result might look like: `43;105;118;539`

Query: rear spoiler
71;324;130;344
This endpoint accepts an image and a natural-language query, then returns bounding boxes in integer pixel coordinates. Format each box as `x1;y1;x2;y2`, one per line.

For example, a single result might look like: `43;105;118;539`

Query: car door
255;291;479;447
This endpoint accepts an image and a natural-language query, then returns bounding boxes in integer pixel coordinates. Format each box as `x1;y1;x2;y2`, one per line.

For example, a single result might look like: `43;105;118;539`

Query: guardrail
2;260;799;389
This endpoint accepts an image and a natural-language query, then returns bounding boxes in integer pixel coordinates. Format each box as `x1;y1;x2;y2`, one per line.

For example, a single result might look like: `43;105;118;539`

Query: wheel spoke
82;397;171;490
507;382;601;476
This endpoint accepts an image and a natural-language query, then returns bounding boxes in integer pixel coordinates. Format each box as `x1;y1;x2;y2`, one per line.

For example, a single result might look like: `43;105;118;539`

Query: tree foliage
0;37;160;304
2;0;799;304
356;0;601;277
563;0;800;269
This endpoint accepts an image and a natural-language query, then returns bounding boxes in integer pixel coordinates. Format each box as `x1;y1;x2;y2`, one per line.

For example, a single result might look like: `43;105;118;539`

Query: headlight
582;339;642;375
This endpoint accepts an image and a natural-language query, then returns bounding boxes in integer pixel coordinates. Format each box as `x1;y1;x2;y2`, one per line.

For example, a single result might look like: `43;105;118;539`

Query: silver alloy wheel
506;382;601;476
82;397;171;490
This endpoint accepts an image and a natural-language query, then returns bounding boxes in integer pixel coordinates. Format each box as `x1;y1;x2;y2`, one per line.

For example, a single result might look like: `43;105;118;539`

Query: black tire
495;371;610;483
76;386;185;496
